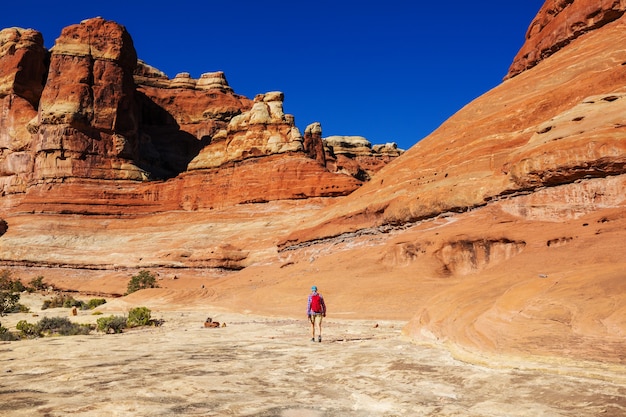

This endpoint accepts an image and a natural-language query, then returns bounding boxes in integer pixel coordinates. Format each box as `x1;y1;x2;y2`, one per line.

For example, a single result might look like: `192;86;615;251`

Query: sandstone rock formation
34;17;144;182
0;17;400;214
507;0;626;78
0;1;624;372
0;27;47;195
323;135;403;180
273;0;626;365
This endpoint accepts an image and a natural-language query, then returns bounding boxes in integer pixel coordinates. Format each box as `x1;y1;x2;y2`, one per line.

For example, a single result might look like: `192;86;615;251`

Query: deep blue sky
3;1;545;150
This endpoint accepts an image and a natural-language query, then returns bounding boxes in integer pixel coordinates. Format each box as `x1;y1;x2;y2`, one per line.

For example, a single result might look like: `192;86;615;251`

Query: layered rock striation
507;0;626;78
0;17;400;213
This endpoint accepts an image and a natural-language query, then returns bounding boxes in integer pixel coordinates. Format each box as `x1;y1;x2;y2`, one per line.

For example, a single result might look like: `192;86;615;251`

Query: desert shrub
62;296;86;309
0;322;18;341
16;319;39;338
0;269;26;292
0;291;20;317
42;295;66;310
127;307;151;328
0;270;24;316
28;275;46;291
96;315;127;334
126;270;159;295
92;311;103;315
36;316;91;336
42;294;85;310
87;298;107;309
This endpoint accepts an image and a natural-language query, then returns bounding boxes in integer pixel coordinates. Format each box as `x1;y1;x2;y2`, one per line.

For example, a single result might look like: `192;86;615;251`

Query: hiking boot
318;336;322;343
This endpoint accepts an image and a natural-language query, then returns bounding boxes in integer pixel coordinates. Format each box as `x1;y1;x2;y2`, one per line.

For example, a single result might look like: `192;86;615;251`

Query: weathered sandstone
507;0;626;78
0;27;47;195
1;1;624;373
33;17;144;182
0;17;398;211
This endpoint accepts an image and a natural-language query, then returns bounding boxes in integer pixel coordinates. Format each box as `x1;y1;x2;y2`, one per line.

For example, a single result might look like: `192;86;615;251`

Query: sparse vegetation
96;315;128;334
0;321;18;341
36;316;92;336
87;298;107;309
28;276;47;291
15;317;92;338
16;319;39;338
42;295;107;311
0;270;23;316
42;294;76;310
0;269;26;293
127;306;151;327
126;270;159;295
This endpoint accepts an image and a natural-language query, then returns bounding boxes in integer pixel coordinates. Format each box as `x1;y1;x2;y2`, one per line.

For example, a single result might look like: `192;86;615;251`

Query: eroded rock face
0;28;47;107
507;0;626;78
0;18;400;210
302;122;326;166
281;12;626;247
33;17;145;181
323;135;404;181
187;92;303;170
134;61;253;178
275;2;626;365
0;27;47;194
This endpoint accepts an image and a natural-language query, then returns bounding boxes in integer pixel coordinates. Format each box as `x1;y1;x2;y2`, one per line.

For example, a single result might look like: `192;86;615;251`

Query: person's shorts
310;313;323;324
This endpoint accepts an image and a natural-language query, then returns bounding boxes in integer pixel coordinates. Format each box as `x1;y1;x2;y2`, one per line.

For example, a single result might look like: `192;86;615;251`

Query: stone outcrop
281;10;626;247
0;17;400;211
0;27;48;195
134;61;253;179
507;0;626;78
302;122;326;166
274;0;626;365
32;17;145;182
187;91;303;170
323;135;404;181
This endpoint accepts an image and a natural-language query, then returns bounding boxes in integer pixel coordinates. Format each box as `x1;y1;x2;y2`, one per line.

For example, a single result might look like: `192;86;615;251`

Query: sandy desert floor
1;293;625;417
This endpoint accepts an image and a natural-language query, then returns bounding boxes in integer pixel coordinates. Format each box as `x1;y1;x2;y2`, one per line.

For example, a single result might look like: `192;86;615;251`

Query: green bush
42;294;86;310
96;315;127;334
16;319;39;338
16;317;91;338
28;276;46;291
126;270;159;295
63;297;85;309
36;316;91;336
87;298;107;309
127;307;151;328
0;270;23;316
0;291;20;316
0;322;18;341
0;270;25;292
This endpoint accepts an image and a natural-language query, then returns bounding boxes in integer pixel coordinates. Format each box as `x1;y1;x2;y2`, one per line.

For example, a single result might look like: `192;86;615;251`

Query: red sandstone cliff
0;17;401;214
507;0;626;78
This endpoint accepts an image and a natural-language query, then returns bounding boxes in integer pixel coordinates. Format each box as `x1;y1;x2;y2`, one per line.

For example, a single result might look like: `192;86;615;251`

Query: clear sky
2;1;545;151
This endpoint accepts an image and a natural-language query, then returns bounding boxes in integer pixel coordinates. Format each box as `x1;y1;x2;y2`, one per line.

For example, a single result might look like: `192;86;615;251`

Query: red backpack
310;294;322;313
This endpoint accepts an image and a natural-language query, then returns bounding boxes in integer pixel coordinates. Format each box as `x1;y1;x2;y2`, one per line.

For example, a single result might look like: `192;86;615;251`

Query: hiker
307;285;326;342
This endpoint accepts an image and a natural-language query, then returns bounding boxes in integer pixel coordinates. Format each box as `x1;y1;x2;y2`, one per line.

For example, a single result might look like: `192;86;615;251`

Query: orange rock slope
274;0;626;365
0;1;625;369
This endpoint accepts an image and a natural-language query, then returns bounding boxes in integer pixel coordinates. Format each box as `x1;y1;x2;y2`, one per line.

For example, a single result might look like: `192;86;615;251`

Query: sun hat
311;285;317;291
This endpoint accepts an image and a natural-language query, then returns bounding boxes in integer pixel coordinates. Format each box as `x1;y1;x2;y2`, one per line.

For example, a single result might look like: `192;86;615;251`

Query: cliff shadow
134;91;207;180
